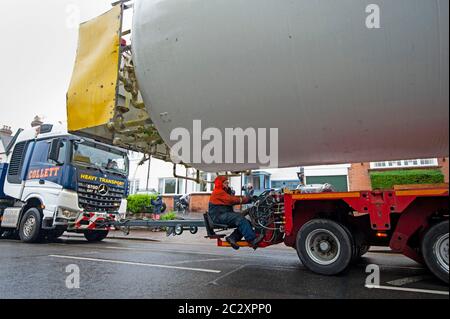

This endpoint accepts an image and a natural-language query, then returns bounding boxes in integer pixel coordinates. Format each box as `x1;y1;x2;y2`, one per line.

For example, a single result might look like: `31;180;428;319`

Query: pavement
0;226;448;299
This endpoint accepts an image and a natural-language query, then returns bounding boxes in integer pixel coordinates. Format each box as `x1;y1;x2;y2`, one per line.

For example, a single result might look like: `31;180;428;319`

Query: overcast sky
0;0;126;133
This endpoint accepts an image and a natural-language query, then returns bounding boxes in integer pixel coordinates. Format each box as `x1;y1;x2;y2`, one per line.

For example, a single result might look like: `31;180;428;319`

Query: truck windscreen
72;142;128;176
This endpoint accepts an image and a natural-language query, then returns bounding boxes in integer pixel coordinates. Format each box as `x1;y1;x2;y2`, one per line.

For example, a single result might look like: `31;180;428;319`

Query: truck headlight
58;208;80;219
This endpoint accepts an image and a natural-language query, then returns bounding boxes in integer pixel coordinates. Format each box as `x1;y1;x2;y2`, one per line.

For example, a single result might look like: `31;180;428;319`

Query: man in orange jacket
208;176;264;250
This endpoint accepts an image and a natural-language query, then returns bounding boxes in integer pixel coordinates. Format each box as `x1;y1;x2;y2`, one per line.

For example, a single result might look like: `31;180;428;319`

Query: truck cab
0;124;129;242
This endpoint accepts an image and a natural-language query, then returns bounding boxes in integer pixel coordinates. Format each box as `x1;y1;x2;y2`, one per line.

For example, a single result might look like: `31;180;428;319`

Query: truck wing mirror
48;139;62;165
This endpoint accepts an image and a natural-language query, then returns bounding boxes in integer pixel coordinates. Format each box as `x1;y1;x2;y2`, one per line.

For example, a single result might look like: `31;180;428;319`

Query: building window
246;175;261;190
177;178;185;194
159;178;186;195
271;180;299;190
370;158;438;169
193;172;216;193
129;179;140;194
245;172;271;194
264;175;270;189
197;173;209;192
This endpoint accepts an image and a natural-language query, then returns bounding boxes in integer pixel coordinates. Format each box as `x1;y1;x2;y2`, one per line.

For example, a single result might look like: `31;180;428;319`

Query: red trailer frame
283;184;449;264
216;184;448;282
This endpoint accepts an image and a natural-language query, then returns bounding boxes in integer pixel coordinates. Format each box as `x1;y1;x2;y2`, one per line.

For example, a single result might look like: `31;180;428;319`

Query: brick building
348;157;449;191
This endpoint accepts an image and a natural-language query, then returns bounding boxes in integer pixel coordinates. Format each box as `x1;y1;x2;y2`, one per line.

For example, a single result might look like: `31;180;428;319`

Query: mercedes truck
0;124;129;243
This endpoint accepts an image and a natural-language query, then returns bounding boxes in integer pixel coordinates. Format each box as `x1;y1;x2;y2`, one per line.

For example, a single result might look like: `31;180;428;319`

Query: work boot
225;236;240;250
249;233;265;249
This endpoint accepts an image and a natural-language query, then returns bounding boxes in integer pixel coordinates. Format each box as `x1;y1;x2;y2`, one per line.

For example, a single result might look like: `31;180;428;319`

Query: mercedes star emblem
98;184;109;196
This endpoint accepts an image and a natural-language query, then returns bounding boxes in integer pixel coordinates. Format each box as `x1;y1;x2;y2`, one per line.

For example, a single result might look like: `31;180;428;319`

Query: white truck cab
0;124;129;242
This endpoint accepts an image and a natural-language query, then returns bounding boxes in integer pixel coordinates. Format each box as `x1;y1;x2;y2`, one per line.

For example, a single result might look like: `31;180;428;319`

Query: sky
0;0;126;133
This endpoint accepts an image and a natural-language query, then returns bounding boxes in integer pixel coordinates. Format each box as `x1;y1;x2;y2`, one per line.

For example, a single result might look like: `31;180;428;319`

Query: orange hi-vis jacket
209;176;250;206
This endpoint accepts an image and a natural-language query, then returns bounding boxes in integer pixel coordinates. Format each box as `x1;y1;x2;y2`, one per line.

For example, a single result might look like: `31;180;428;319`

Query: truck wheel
421;220;449;284
19;208;43;243
296;219;353;276
84;230;109;242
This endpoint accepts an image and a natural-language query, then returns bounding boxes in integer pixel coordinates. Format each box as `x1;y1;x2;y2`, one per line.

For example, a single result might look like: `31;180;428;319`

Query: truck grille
77;182;124;212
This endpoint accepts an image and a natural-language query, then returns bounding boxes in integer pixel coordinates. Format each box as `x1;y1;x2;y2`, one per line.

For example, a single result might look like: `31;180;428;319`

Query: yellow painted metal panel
67;6;121;132
395;189;449;197
292;192;361;200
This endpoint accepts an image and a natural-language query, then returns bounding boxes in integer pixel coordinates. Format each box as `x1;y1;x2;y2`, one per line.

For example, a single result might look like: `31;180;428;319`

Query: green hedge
127;194;158;214
160;212;177;221
370;169;444;190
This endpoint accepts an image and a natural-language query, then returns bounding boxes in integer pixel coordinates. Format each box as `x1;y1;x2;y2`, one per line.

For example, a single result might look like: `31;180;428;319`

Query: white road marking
48;255;221;274
168;257;239;265
367;252;399;256
387;275;432;286
365;285;449;296
51;243;295;261
208;264;248;286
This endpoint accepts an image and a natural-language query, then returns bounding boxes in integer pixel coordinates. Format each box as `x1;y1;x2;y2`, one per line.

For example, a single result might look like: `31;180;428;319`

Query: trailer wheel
84;230;109;242
359;244;370;257
175;225;184;236
296;219;353;275
343;227;368;263
421;220;449;284
19;208;43;243
189;226;198;235
341;225;359;264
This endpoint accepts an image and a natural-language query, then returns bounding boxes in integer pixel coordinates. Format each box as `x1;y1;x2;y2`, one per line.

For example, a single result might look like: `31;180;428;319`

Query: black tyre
19;208;43;243
359;244;370;257
174;225;184;236
343;228;368;263
161;203;167;213
84;230;109;242
46;230;66;241
342;225;359;264
421;220;449;284
296;219;353;276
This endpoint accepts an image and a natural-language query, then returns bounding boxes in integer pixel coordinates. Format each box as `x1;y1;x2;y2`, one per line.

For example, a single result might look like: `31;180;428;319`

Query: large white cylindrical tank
132;0;449;172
